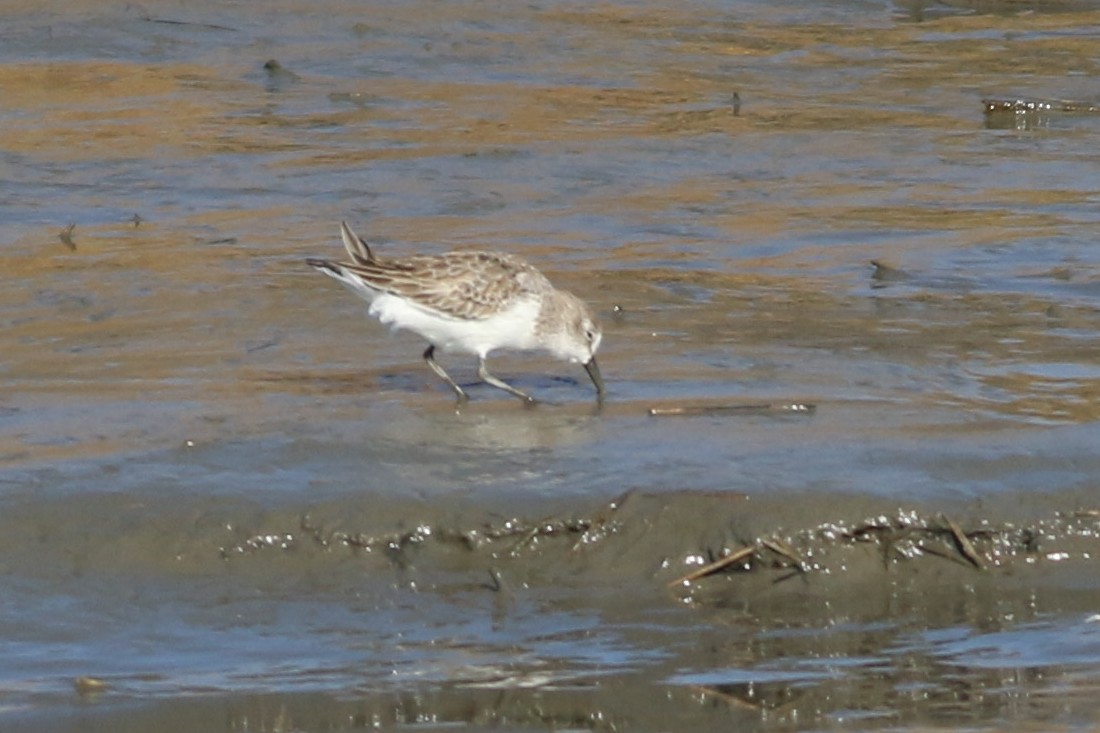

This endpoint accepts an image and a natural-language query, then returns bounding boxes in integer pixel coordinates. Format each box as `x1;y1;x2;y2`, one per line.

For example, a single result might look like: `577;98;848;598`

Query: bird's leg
423;345;468;401
478;357;535;404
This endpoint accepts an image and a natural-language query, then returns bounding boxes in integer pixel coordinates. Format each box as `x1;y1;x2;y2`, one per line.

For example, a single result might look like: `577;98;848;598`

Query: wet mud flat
3;465;1100;732
6;0;1100;731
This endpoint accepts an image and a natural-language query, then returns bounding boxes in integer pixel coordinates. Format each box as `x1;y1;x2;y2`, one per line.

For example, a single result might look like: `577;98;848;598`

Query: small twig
941;514;985;570
693;684;765;712
604;487;635;514
483;568;503;592
571;489;633;551
669;544;756;587
59;223;76;250
913;542;974;568
506;518;550;556
142;16;237;31
772;568;806;585
648;403;814;417
761;538;806;572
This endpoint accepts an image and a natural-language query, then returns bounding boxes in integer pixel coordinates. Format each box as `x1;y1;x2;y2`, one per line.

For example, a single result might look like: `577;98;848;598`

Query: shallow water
4;1;1100;731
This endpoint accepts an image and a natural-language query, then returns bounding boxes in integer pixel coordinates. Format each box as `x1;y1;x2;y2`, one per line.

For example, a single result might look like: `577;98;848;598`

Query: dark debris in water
670;507;1099;591
982;98;1100;115
982;97;1100;131
73;676;108;697
648;402;814;417
869;259;911;287
218;490;1100;602
141;16;237;32
263;59;301;91
59;223;76;250
221;490;632;562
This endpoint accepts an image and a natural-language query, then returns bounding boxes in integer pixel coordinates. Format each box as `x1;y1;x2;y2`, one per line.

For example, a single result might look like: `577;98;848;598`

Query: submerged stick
669;544;756;586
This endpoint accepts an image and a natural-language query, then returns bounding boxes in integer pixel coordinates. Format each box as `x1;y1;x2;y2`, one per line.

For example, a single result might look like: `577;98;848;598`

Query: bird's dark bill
584;358;605;396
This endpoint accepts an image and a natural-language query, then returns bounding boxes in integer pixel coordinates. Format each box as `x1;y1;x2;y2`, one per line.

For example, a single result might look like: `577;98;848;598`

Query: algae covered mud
4;1;1100;731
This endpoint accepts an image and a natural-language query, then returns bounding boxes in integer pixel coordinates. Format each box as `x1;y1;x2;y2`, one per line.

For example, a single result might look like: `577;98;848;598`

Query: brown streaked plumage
335;250;553;321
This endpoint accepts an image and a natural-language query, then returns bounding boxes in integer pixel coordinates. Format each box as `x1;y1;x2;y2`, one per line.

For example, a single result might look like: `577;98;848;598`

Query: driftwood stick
669;544;756;587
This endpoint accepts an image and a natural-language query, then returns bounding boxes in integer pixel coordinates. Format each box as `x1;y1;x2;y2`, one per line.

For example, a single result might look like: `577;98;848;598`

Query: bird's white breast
368;293;541;357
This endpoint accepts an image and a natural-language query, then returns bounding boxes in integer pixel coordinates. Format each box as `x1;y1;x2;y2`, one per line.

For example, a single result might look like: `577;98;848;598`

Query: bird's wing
340;221;375;265
341;251;551;320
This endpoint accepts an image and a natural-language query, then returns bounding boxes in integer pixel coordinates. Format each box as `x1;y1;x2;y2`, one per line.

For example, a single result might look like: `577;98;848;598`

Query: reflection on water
4;0;1100;731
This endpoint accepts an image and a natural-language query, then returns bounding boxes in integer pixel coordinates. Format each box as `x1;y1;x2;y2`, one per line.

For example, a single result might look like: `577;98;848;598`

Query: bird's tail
305;220;381;300
306;257;380;302
305;257;341;276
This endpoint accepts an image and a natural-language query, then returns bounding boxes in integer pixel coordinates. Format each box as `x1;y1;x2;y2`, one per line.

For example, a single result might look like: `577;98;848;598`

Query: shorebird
306;221;604;403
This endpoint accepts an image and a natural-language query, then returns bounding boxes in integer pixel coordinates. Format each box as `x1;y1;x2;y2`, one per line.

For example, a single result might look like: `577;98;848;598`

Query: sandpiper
306;221;604;403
